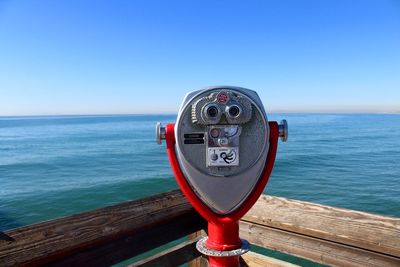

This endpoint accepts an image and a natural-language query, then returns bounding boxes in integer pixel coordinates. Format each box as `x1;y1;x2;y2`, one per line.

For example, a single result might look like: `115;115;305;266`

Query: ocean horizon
1;110;399;118
1;113;399;232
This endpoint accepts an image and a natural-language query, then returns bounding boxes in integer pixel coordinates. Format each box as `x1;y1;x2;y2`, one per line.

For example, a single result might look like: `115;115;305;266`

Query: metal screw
156;122;166;144
278;119;288;142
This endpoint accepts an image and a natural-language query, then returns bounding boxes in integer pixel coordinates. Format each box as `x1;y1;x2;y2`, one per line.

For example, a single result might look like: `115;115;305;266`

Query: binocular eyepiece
192;91;253;125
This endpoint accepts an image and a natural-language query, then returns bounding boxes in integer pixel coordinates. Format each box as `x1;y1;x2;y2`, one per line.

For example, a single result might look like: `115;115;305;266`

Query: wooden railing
0;190;399;266
240;195;400;267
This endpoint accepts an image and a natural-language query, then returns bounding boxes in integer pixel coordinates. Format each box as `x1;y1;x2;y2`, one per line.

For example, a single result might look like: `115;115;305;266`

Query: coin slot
184;133;205;138
184;139;204;144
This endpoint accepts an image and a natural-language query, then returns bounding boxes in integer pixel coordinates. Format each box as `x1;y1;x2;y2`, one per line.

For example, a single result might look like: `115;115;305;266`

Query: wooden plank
243;195;400;258
240;251;300;267
240;220;400;267
129;237;201;267
0;190;206;267
188;230;208;267
188;255;209;267
45;213;204;267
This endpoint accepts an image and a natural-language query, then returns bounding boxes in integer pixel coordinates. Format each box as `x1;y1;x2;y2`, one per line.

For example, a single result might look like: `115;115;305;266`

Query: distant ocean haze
0;114;399;231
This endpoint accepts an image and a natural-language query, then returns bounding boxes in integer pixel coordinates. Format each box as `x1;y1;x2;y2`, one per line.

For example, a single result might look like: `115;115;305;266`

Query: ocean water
1;114;399;232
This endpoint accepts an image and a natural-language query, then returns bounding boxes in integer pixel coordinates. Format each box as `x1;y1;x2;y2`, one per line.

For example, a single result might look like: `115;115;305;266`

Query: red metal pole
206;221;240;250
206;221;241;267
208;255;240;267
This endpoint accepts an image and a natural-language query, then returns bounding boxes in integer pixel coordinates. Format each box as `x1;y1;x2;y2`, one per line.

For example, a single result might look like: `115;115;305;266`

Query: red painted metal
208;254;240;267
165;122;279;266
206;221;240;250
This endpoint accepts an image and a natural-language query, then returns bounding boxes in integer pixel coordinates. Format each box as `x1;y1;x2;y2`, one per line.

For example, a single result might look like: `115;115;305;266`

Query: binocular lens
228;105;240;117
207;106;219;118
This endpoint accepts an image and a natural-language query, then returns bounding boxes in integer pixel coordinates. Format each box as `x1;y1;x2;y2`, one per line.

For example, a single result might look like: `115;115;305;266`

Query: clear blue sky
0;0;399;115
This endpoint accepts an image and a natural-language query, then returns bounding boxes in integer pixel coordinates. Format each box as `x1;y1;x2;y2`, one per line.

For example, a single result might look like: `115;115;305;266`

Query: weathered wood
46;213;204;267
240;220;400;267
0;190;206;267
240;195;400;267
129;237;202;267
240;251;300;267
243;195;400;258
189;255;209;267
188;230;208;267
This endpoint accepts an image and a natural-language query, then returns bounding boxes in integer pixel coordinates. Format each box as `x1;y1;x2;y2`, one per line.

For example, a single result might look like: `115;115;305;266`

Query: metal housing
175;86;270;214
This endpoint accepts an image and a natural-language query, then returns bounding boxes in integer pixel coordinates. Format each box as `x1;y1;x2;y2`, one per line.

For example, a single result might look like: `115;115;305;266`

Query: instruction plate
207;147;239;167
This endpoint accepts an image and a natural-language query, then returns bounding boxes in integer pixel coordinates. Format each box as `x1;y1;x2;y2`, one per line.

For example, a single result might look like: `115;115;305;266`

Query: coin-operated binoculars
156;86;288;267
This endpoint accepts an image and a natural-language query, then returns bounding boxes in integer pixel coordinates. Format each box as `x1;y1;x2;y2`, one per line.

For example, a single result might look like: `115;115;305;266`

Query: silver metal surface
156;122;166;145
174;86;270;214
278;119;288;142
196;237;250;257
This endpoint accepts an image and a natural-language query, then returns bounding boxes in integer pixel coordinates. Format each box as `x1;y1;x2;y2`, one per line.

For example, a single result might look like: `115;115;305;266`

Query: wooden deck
0;190;399;266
